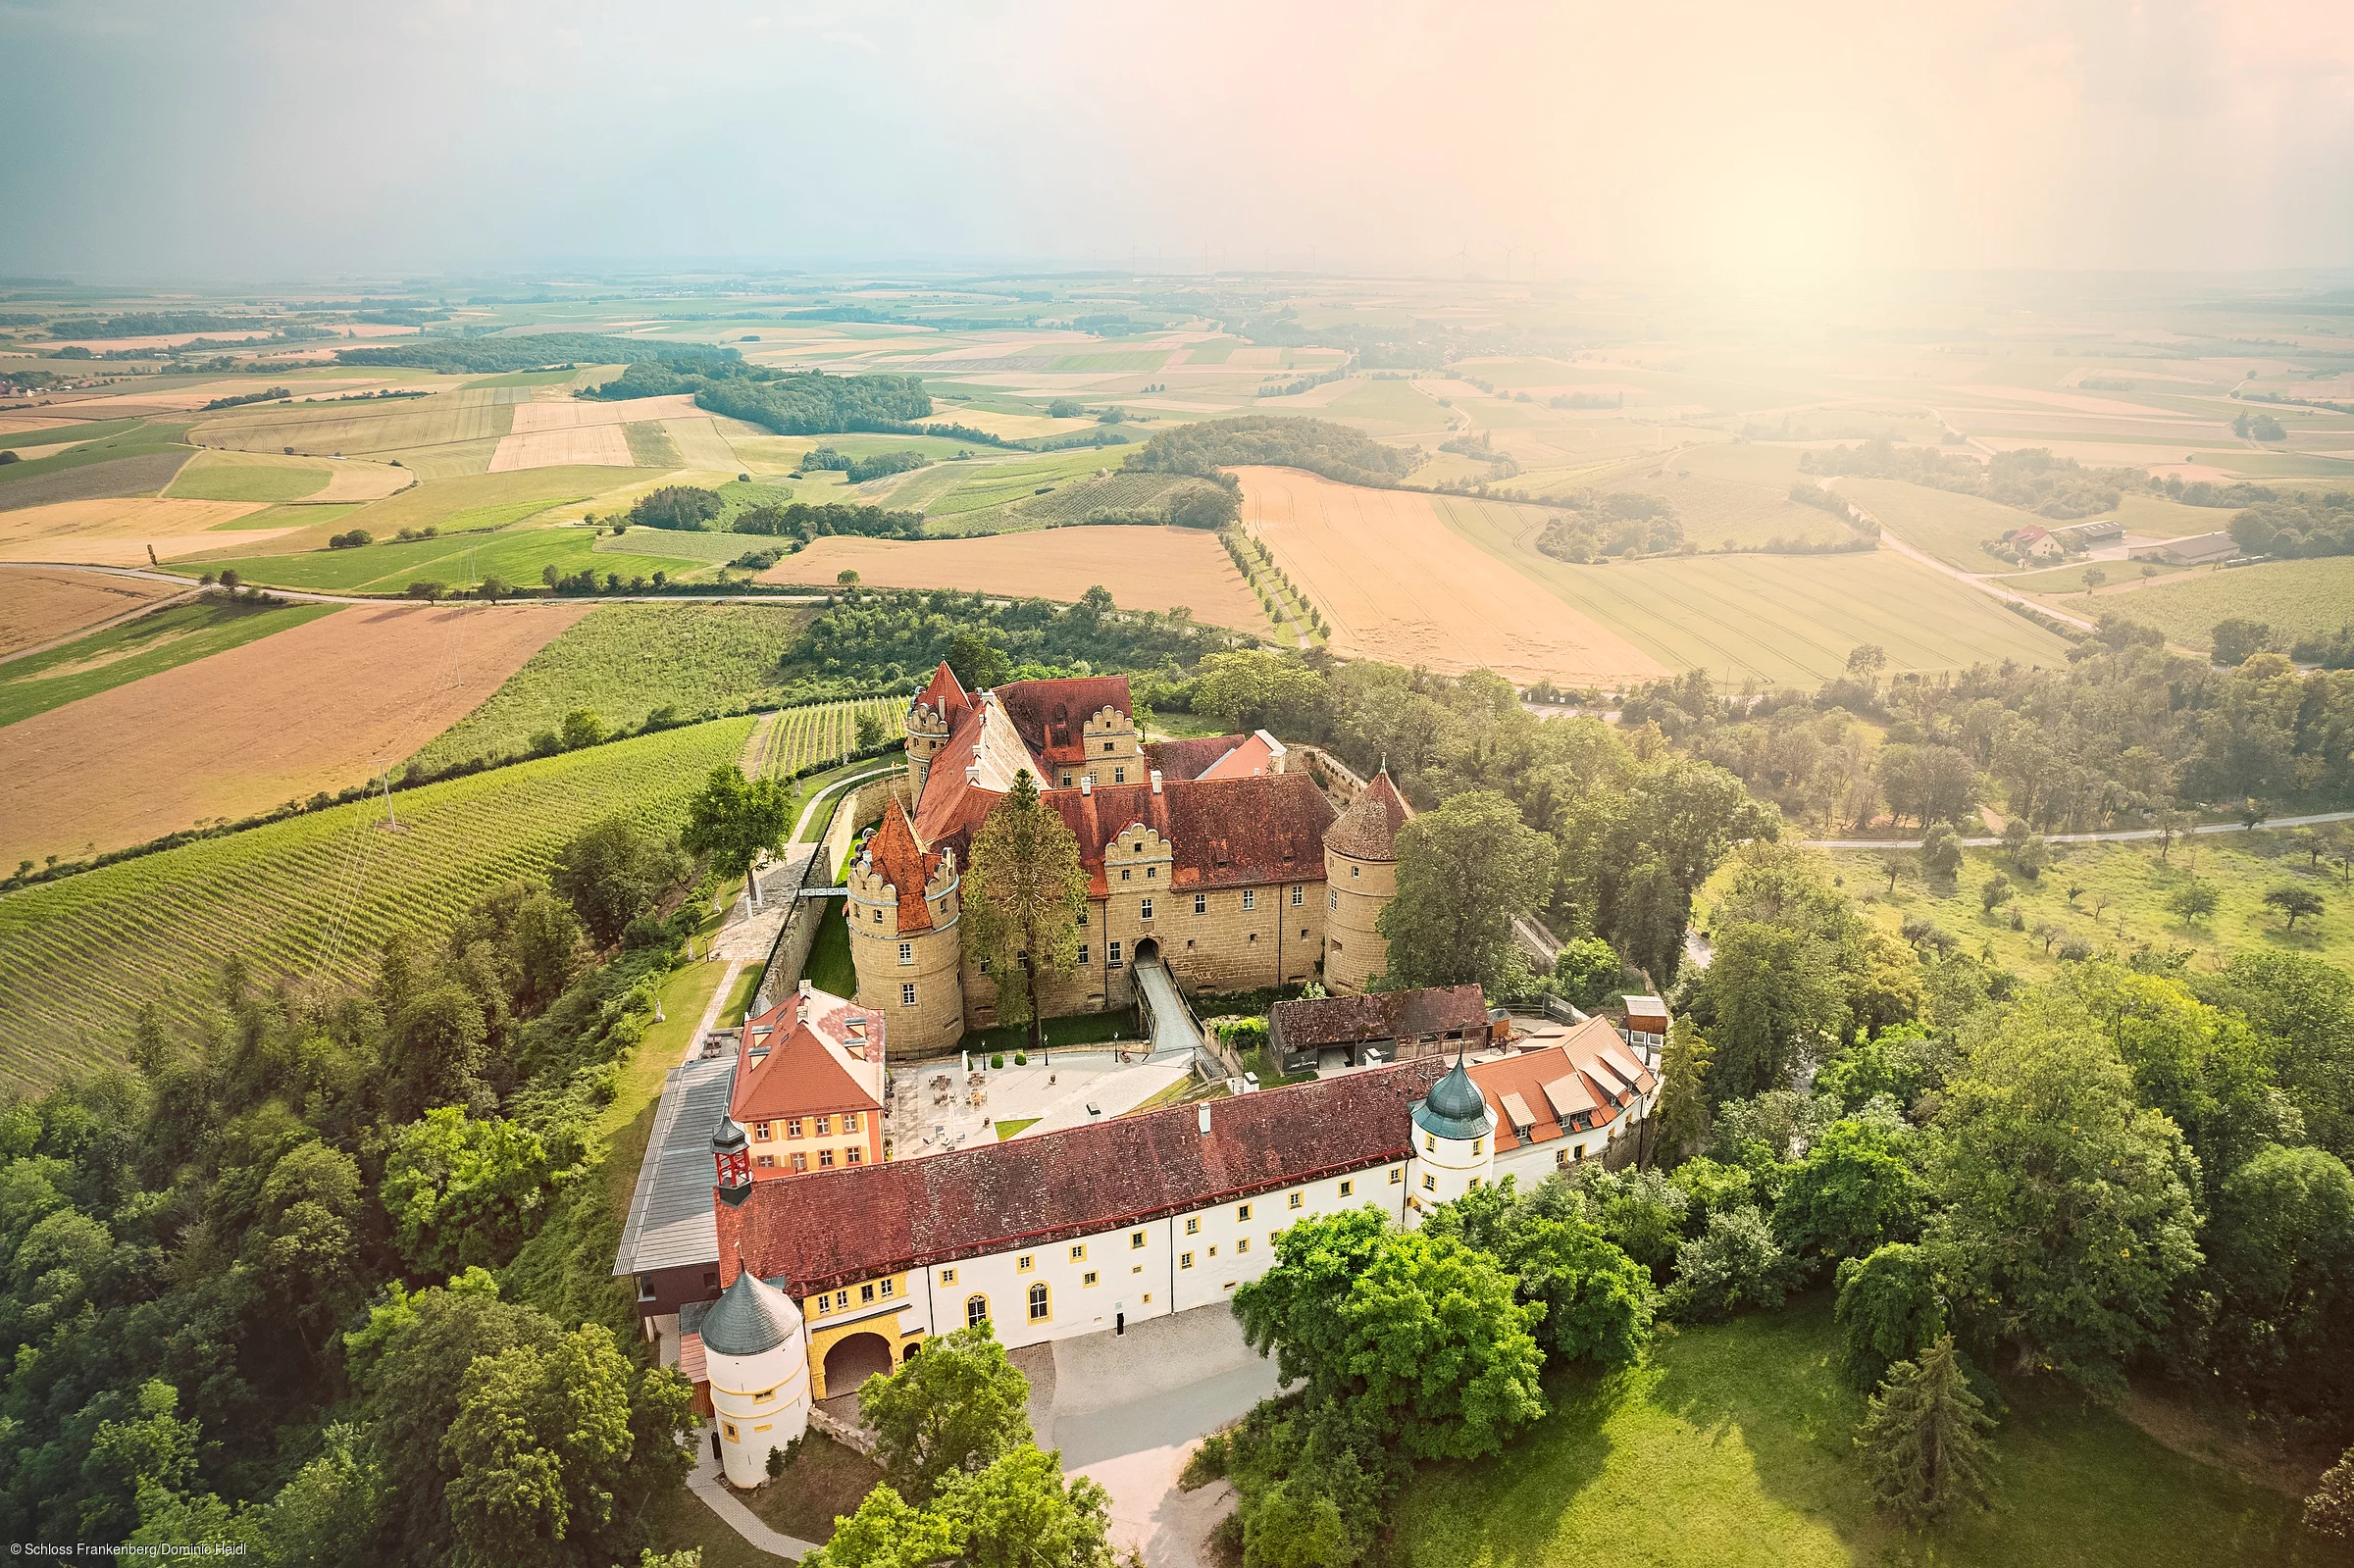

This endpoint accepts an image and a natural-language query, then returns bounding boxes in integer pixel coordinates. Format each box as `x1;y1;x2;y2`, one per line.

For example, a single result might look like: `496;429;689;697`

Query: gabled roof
1269;985;1489;1051
1324;770;1409;861
1043;774;1335;895
718;1061;1446;1295
735;984;886;1122
999;676;1134;765
1145;734;1252;781
1469;1015;1659;1153
1197;730;1285;781
915;661;970;722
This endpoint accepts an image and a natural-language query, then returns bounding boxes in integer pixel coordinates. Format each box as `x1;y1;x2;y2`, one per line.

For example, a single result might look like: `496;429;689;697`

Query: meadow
1834;476;2036;572
163;447;333;503
1393;1295;2345;1568
1427;490;2074;684
2083;557;2354;652
192;523;708;591
403;602;824;774
0;596;335;728
1829;833;2350;980
0;716;752;1086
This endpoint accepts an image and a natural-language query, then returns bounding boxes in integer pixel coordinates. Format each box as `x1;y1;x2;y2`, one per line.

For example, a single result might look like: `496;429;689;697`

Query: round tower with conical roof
700;1268;811;1486
846;799;966;1053
1321;769;1408;994
1408;1050;1496;1219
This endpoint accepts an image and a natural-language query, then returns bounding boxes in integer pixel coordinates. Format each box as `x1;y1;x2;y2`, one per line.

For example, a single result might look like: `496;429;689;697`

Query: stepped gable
717;1059;1447;1293
915;661;970;723
1324;768;1409;860
1044;773;1336;894
863;798;942;932
1144;734;1250;781
998;675;1133;767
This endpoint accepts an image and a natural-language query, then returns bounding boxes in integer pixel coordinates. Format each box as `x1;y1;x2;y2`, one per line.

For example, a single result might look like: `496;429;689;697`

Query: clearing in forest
0;601;591;866
1234;466;1667;685
0;568;184;658
757;525;1266;631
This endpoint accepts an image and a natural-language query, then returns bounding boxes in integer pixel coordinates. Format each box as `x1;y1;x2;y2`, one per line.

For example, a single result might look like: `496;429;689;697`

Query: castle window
941;1268;957;1285
1108;941;1123;967
874;908;885;922
1061;775;1072;787
901;984;917;1007
1242;889;1256;911
967;1294;989;1328
1121;868;1131;882
1185;1216;1200;1236
755;1154;776;1169
1422;1174;1437;1191
812;1294;829;1315
819;1149;835;1168
880;1276;893;1295
1070;1243;1087;1261
835;1290;849;1310
1329;889;1338;909
1018;1254;1035;1273
1291;885;1304;906
898;940;913;965
1340;1180;1354;1197
1194;893;1206;915
1103;741;1115;753
1077;910;1088;927
815;1116;832;1136
788;1119;803;1138
1115;768;1126;784
753;1121;772;1139
1473;1137;1484;1156
1131;1230;1147;1248
1236;1238;1250;1254
1146;865;1155;879
862;1284;876;1304
1141;897;1152;920
845;1112;861;1133
1352;866;1360;879
1028;1283;1050;1321
1424;1134;1436;1153
1083;1271;1099;1287
723;1421;739;1440
1390;1167;1403;1185
846;1146;864;1165
1289;1191;1304;1209
792;1152;808;1173
1078;944;1089;965
1237;1203;1252;1221
1180;1251;1195;1269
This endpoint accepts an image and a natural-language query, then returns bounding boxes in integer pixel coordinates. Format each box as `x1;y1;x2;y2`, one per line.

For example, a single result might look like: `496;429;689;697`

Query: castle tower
1321;769;1407;994
904;662;968;801
845;799;966;1053
699;1267;811;1487
1407;1050;1495;1221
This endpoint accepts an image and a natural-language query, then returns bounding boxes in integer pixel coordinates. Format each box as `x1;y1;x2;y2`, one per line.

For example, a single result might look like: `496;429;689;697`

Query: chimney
1079;775;1093;795
1198;1104;1211;1136
1150;769;1163;794
966;762;981;785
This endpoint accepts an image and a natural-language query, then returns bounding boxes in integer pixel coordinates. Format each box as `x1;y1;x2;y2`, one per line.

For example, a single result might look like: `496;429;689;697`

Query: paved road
1805;809;2354;850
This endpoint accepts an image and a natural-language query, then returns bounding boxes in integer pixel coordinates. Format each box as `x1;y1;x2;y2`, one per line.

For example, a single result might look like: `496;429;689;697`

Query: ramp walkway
1132;956;1204;1061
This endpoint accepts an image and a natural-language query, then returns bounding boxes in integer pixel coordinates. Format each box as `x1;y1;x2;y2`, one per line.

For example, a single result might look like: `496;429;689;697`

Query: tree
559;708;607;750
2196;1143;2354;1430
1046;398;1084;419
838;569;861;586
2239;797;2271;832
945;631;1013;690
1650;1016;1714;1165
856;710;888;750
2311;1446;2354;1541
859;1322;1035;1502
550;816;690;947
1978;873;2012;915
478;574;512;603
2199;949;2354;1160
1551;936;1622;1010
1377;790;1554;991
1925;996;2203;1391
1687;921;1847;1102
2169;881;2220;925
813;1445;1113;1568
2081;567;2106;592
1665;1204;1803;1320
962;770;1089;1054
1857;1337;1996;1527
1835;1243;1948;1389
1773;1119;1928;1265
382;1108;554;1275
1422;1182;1654;1370
1877;850;1910;894
2154;808;2192;863
680;764;791;882
2265;885;2325;932
1846;642;1888;683
2211;618;2272;666
1192;649;1328;736
1920;821;1964;883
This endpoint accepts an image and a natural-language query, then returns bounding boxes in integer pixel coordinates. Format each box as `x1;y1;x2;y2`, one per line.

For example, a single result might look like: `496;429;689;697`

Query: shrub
1665;1205;1803;1320
990;1053;1004;1070
1014;1051;1028;1066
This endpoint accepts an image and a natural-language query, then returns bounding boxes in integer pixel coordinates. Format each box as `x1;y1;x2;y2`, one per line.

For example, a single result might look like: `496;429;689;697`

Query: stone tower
1407;1050;1495;1220
699;1268;811;1487
1320;769;1407;994
845;798;967;1053
904;662;967;800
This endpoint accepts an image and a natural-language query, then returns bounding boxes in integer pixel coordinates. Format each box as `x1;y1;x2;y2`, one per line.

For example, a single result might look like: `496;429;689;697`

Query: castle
845;663;1411;1052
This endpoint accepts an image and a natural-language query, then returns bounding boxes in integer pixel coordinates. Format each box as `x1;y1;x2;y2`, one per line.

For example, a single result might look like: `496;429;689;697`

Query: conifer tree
1857;1335;1996;1526
963;769;1089;1053
1647;1016;1713;1167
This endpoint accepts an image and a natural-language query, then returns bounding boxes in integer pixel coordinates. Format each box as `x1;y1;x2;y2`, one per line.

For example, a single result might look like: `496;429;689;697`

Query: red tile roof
1145;735;1250;781
1198;732;1280;781
863;799;942;934
1468;1016;1658;1153
998;676;1134;766
735;986;887;1123
1324;770;1409;860
1045;774;1335;895
717;1060;1446;1293
915;661;970;722
1269;985;1490;1051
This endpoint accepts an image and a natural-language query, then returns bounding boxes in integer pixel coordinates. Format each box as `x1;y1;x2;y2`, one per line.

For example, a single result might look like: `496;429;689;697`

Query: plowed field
0;496;292;564
0;601;590;864
0;568;183;657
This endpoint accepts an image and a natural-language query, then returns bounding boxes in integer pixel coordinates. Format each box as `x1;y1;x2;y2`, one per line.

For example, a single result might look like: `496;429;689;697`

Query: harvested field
0;497;289;564
507;392;700;430
660;416;739;469
757;525;1265;630
166;449;333;503
1235;466;1667;685
0;451;193;513
0;601;592;865
315;460;415;501
0;567;183;658
486;424;635;471
190;393;516;462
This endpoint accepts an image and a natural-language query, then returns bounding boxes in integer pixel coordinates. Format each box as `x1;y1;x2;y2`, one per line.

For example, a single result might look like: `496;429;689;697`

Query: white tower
1407;1052;1495;1222
701;1268;812;1487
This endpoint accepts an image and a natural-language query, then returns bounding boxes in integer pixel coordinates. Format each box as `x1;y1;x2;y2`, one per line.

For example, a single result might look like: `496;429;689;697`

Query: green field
1830;833;2350;979
918;447;1140;522
404;602;820;774
1999;560;2185;593
192;524;707;592
1049;349;1169;373
1836;477;2043;572
209;500;363;532
1319;377;1450;435
0;717;752;1087
2087;557;2354;652
0;420;191;490
623;421;682;467
741;695;906;783
462;368;580;388
164;449;332;503
312;464;647;535
1432;495;2074;685
1395;1295;2344;1568
0;418;146;452
0;598;337;728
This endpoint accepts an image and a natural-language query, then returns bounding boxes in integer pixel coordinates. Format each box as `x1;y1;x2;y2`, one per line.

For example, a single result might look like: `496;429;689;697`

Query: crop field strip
191;522;709;591
0;717;752;1087
753;696;905;781
0;598;337;729
2073;556;2354;651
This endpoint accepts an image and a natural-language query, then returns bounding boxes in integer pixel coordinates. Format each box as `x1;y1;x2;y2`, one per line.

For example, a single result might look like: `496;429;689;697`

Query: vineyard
742;695;906;781
0;717;751;1088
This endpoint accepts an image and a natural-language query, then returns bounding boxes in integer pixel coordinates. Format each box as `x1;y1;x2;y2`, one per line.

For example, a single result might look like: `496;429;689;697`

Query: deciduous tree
1377;789;1554;991
680;764;791;882
859;1322;1035;1502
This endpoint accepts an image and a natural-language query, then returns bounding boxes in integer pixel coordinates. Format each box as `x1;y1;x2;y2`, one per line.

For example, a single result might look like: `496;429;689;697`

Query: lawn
2087;557;2354;653
1431;495;2073;686
1834;477;2042;573
402;602;819;775
959;1005;1141;1061
745;1434;884;1544
0;716;752;1087
0;597;337;729
191;523;707;592
803;900;857;998
1828;834;2350;980
1393;1295;2347;1568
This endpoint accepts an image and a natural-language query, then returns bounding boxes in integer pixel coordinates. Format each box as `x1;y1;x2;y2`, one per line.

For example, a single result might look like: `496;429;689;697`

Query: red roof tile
863;799;942;934
716;1060;1446;1293
1269;985;1490;1051
1045;774;1336;895
1468;1016;1657;1152
736;987;887;1122
1145;735;1250;781
915;661;970;722
998;676;1134;765
1324;770;1409;860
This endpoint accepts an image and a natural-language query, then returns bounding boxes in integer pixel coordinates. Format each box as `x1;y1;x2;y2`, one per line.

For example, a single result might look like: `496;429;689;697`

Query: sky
3;0;2352;280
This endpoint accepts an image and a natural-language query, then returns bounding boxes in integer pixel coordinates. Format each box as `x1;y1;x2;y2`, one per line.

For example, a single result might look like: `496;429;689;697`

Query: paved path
1133;957;1204;1059
685;1440;821;1560
1804;808;2354;850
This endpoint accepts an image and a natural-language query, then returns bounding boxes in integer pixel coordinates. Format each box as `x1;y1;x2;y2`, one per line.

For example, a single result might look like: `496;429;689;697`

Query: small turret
713;1112;753;1207
1407;1047;1494;1219
1322;769;1409;995
699;1266;810;1486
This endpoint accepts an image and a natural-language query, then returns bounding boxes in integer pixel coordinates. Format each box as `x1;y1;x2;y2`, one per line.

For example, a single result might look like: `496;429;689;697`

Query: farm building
2132;531;2238;566
1266;984;1499;1073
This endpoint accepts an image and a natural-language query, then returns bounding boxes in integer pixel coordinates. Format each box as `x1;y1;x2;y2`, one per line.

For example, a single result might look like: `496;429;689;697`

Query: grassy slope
0;717;751;1087
0;420;191;491
1830;835;2350;980
1395;1296;2346;1568
0;598;339;728
1431;495;2073;685
164;449;333;503
403;602;815;774
2085;557;2354;651
1837;477;2040;573
189;524;708;590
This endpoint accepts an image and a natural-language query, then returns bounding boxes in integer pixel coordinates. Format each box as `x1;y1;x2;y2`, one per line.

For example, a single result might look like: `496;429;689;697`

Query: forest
335;334;731;376
1801;440;2142;519
1128;414;1418;488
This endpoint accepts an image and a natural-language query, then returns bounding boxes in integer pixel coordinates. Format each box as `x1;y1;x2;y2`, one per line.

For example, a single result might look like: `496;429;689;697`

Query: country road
2;559;829;610
1804;808;2354;850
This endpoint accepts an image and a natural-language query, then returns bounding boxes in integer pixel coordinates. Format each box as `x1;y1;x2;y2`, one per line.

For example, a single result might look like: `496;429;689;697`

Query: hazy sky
4;0;2351;279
